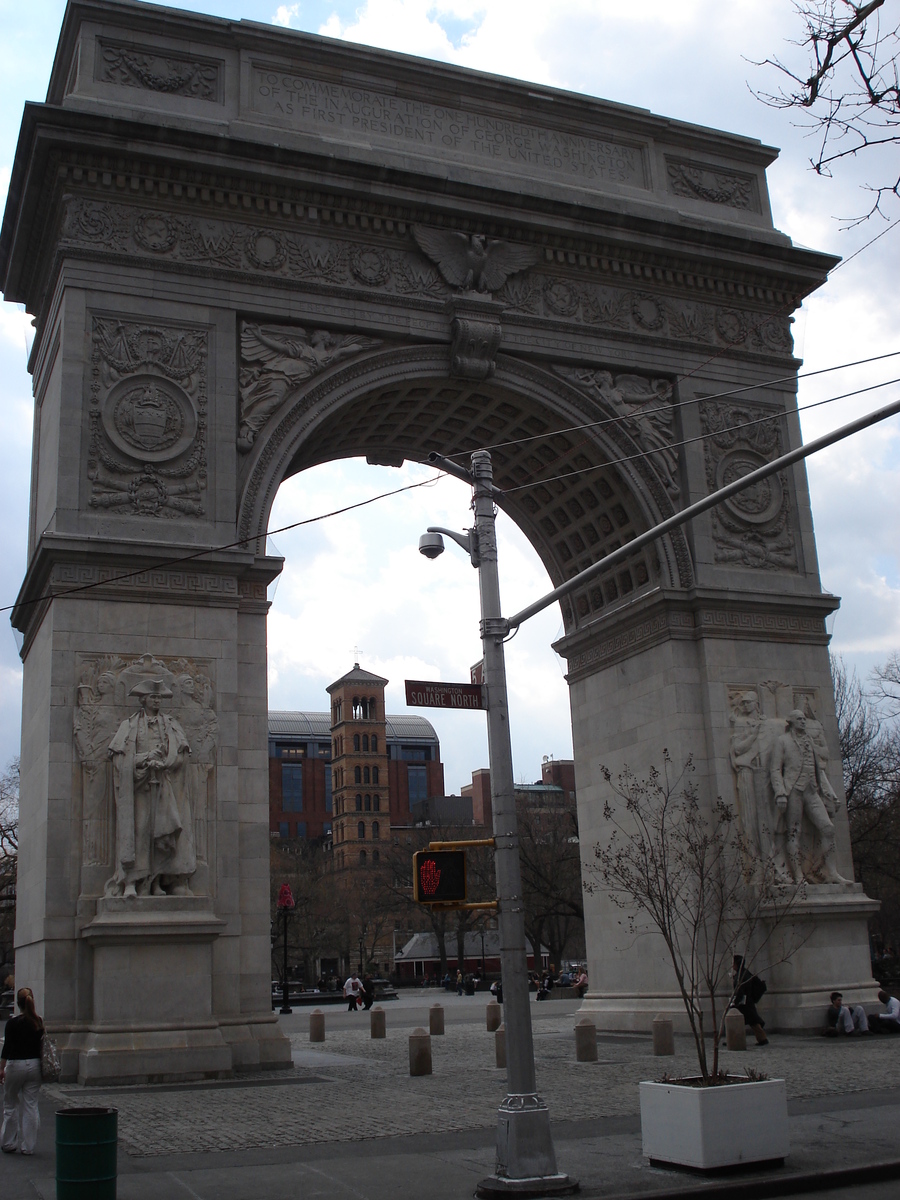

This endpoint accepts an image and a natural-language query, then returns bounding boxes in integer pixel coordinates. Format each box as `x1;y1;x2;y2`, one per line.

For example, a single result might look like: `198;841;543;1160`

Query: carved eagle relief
412;225;539;294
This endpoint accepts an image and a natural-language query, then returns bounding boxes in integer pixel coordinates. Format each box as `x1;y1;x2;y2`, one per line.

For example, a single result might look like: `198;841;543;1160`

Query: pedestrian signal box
413;850;467;904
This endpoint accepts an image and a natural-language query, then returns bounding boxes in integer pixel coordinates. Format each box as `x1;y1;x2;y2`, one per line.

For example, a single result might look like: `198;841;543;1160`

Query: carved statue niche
238;323;381;451
74;653;218;898
727;683;851;887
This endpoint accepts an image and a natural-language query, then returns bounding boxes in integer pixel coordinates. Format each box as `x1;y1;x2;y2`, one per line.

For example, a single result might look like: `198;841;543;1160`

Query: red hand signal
419;858;441;896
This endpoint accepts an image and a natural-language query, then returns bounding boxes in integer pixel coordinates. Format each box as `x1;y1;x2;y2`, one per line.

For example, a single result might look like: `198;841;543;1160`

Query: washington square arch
0;0;880;1083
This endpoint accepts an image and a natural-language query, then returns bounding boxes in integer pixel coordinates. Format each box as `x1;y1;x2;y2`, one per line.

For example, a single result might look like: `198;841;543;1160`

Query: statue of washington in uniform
106;678;195;897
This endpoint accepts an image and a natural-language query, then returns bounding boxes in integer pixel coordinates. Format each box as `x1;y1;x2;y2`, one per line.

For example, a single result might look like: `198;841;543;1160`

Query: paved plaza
3;992;900;1198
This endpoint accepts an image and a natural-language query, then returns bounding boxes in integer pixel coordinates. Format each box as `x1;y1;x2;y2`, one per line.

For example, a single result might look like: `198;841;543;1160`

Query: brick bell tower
327;665;389;870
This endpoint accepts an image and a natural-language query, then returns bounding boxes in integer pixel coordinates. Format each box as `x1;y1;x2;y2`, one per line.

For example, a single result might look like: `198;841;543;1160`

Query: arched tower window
371;735;378;752
359;849;367;865
355;794;362;811
364;794;371;811
354;766;361;783
362;734;369;751
353;734;360;752
358;821;366;840
372;849;380;864
372;821;380;840
372;766;379;785
363;766;370;784
373;795;380;812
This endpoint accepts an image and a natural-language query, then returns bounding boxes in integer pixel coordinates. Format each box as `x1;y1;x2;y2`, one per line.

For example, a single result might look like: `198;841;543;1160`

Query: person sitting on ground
871;990;900;1033
731;955;768;1045
823;991;870;1036
574;969;589;999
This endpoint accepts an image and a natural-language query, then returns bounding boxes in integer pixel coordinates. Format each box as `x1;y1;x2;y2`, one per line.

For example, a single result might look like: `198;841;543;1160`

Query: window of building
371;734;378;752
372;821;380;840
333;700;342;723
295;821;307;839
363;766;370;784
372;849;380;864
281;764;303;812
364;795;371;812
408;764;428;805
362;734;369;751
325;766;332;813
373;794;380;812
358;821;366;840
354;765;361;784
391;744;433;761
359;849;367;865
353;734;360;752
278;822;289;839
316;743;331;760
355;795;362;812
372;766;379;785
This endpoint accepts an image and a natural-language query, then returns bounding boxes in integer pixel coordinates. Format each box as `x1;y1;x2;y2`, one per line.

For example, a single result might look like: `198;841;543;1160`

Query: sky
0;0;898;793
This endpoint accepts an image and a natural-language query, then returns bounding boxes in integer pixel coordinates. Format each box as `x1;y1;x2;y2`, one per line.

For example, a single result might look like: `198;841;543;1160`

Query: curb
585;1159;900;1200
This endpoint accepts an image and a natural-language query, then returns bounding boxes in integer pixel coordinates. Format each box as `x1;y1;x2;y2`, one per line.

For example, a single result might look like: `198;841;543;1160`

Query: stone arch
238;347;692;633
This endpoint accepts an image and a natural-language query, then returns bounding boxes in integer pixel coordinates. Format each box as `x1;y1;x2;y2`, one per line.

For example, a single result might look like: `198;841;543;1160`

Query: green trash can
56;1107;117;1200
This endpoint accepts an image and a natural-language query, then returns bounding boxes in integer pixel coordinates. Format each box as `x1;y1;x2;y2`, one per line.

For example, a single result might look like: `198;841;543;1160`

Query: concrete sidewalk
3;995;899;1199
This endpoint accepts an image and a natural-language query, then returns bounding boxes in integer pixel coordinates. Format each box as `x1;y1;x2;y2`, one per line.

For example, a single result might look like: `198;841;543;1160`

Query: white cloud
273;4;302;27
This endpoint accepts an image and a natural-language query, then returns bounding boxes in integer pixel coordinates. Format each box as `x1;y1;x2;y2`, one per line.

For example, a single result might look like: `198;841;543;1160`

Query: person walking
456;970;464;997
1;987;44;1155
731;955;769;1045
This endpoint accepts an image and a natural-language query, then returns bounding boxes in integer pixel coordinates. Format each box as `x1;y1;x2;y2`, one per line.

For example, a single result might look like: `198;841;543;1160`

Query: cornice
2;105;836;316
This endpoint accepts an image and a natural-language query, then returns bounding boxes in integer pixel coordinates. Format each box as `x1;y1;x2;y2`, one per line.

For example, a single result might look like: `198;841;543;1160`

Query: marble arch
0;0;879;1081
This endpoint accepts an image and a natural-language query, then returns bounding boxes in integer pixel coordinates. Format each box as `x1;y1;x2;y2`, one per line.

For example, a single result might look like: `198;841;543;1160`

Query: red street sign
276;883;295;909
470;660;484;686
405;679;486;710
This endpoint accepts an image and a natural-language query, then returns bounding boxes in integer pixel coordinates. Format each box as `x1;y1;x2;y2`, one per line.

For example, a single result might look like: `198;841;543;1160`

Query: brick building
268;664;445;846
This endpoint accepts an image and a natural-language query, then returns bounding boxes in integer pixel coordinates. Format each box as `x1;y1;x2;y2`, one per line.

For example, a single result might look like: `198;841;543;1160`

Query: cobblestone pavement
45;1008;900;1159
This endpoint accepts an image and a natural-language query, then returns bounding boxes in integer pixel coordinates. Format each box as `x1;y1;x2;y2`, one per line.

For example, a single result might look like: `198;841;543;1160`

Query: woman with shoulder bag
1;987;44;1155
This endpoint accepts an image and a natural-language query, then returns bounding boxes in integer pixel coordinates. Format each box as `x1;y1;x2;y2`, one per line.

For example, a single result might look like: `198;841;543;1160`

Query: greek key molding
49;562;240;602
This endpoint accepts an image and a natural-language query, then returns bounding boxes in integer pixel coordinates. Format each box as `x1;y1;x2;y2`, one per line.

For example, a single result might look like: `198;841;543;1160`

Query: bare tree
0;759;19;973
270;837;344;986
755;1;900;221
832;653;900;946
590;754;806;1084
516;789;585;971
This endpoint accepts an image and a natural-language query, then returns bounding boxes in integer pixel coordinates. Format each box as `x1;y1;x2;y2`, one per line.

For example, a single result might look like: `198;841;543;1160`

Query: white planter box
639;1077;789;1171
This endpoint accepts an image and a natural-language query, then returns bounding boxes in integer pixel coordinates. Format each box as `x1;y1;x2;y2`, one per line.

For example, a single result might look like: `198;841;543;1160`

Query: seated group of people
824;990;900;1036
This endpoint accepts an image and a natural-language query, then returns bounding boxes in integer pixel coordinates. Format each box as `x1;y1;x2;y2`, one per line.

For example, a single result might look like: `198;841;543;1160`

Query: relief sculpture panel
88;318;208;518
699;399;797;571
728;683;850;887
74;653;218;898
239;323;382;450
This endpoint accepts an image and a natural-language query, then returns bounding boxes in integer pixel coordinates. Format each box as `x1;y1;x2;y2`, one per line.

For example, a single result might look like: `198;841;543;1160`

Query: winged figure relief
238;323;381;450
412;226;539;294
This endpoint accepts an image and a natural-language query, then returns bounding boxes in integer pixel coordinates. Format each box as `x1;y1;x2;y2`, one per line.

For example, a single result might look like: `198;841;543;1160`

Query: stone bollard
429;1003;445;1036
370;1005;386;1039
309;1009;325;1043
724;1008;747;1051
409;1027;432;1076
495;1023;506;1069
486;1000;502;1032
652;1014;675;1056
574;1017;598;1062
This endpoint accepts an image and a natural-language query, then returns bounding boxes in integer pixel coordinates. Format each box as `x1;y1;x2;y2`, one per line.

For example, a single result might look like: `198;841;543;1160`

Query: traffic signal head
413;850;467;904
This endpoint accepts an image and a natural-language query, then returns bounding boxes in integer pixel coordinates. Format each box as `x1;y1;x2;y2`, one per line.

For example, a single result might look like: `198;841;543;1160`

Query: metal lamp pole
276;883;295;1016
422;449;574;1197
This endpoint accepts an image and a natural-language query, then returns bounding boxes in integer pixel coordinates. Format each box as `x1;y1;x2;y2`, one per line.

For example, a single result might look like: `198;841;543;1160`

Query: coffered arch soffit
238;347;692;635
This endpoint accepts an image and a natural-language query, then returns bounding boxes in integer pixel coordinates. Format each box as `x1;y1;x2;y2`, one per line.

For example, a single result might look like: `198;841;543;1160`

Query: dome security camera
418;532;445;559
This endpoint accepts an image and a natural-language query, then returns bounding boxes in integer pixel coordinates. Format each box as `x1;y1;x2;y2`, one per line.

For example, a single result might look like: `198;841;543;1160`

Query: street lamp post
276;883;295;1017
420;449;575;1197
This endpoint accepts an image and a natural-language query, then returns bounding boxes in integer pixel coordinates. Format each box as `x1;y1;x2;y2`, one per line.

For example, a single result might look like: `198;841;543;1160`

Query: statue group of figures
74;654;218;898
729;685;851;886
